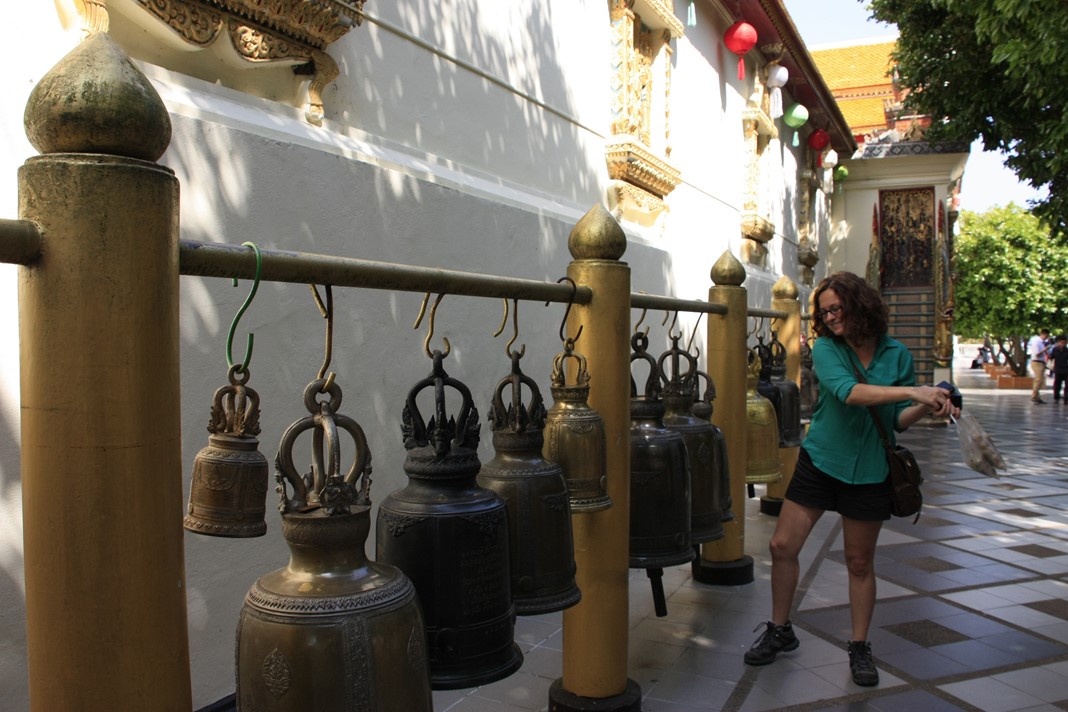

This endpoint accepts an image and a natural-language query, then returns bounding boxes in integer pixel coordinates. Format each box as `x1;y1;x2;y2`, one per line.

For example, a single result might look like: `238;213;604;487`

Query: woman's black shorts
785;447;893;521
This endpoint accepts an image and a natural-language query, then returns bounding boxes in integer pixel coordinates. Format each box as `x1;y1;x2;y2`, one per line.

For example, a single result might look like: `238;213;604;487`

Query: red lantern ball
807;128;830;166
724;21;758;81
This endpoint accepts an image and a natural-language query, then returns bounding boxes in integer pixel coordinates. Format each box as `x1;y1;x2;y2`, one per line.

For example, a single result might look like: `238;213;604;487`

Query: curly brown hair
810;272;888;342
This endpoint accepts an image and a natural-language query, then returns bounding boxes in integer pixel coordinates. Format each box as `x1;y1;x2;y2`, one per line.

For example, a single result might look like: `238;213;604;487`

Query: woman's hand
912;385;959;418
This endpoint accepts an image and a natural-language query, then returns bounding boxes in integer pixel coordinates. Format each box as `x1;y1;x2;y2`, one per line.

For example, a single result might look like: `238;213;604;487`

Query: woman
744;272;957;686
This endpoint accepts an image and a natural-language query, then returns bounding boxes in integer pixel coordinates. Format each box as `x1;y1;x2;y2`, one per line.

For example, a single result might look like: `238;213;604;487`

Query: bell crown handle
630;330;664;400
490;350;546;433
401;350;481;456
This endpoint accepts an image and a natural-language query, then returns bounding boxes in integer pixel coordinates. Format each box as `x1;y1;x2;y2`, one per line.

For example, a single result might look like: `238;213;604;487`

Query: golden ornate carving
933;200;955;365
605;138;681;198
741;212;775;243
741;65;778;254
607;0;680;210
608;180;668;228
130;0;364;123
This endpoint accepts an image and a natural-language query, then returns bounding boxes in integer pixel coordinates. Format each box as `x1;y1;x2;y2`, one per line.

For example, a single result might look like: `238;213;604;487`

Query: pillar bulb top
568;204;627;261
772;275;799;300
711;251;745;287
24;32;171;161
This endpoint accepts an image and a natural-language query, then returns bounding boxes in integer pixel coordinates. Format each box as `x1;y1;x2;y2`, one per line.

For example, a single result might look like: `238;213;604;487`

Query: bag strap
850;361;896;454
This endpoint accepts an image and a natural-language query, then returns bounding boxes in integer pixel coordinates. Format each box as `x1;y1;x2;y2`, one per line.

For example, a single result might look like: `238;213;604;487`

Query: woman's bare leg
768;499;824;624
841;516;883;640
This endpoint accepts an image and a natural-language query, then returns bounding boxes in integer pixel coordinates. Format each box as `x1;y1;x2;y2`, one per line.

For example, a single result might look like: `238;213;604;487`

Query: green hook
226;242;262;373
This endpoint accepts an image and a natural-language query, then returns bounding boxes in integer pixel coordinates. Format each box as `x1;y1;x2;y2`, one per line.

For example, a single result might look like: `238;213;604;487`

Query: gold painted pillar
762;276;802;514
693;253;753;585
549;206;640;711
18;34;191;710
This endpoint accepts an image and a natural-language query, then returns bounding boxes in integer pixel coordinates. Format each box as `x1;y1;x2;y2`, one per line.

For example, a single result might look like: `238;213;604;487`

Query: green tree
868;0;1068;235
954;204;1068;374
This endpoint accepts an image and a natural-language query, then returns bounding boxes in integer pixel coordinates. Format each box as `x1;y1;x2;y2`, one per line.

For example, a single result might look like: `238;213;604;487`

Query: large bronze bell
184;365;268;538
629;330;692;617
377;350;523;690
693;369;732;523
477;350;581;615
659;335;723;545
542;345;612;513
769;331;803;447
745;348;781;484
237;377;432;712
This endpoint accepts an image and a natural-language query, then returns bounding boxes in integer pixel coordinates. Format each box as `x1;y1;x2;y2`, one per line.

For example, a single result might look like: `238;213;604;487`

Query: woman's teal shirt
804;334;915;485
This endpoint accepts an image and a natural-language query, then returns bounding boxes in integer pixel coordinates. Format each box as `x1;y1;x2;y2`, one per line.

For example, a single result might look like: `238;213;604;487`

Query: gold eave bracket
131;0;365;124
605;137;682;199
742;107;778;141
741;212;775;243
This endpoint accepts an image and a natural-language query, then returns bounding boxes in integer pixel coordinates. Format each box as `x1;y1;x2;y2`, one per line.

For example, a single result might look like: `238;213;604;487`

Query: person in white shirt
1028;328;1051;403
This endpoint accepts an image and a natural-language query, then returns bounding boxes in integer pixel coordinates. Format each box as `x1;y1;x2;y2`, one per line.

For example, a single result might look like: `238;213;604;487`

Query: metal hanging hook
310;284;336;390
493;298;526;358
225;241;262;374
661;310;682;340
545;276;583;348
413;292;451;359
634;307;650;336
687;312;705;354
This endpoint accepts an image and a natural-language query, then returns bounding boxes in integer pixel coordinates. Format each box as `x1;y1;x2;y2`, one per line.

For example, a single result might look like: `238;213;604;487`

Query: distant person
1049;335;1068;403
1028;328;1051;403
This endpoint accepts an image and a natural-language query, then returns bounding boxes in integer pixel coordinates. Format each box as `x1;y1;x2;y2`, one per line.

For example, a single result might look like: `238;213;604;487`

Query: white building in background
0;1;851;707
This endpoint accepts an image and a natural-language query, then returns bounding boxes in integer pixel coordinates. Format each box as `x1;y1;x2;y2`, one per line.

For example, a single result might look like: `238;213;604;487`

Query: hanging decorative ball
724;21;758;81
807;128;830;166
834;165;849;182
782;103;808;147
822;148;839;169
765;63;789;119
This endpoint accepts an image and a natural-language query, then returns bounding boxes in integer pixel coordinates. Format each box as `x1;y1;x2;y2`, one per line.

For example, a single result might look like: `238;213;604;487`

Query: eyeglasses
817;304;843;320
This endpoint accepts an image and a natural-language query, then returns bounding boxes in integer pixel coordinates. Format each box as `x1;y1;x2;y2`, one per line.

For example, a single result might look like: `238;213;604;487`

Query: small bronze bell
769;331;803;448
237;377;432;712
629;331;692;617
542;345;612;513
745;348;781;484
800;338;818;421
377;350;523;690
478;350;581;615
693;369;732;523
184;365;268;538
659;335;723;545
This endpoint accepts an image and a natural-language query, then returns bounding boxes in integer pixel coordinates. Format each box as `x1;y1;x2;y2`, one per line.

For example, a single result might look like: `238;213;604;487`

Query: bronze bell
184;365;268;538
746;348;781;484
658;335;723;545
800;337;818;421
377;350;523;690
477;350;581;615
693;369;733;523
769;331;803;448
237;377;432;712
542;345;612;513
629;331;692;617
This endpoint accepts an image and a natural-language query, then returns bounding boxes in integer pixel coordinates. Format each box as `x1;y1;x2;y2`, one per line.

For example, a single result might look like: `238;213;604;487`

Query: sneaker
847;640;879;686
1034;397;1047;404
744;621;799;665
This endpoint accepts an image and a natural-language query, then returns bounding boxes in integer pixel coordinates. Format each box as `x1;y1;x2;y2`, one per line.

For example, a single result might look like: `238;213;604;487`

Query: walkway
433;365;1068;712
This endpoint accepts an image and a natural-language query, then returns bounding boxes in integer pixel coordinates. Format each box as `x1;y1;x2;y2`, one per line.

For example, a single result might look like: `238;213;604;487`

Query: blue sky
783;0;1048;214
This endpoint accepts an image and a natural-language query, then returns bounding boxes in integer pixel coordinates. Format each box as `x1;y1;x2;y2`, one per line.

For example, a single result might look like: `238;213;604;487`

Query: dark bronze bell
800;337;818;421
477;350;581;615
237;377;432;712
184;365;268;538
542;346;612;513
769;331;803;448
658;335;723;545
693;369;732;523
377;350;523;690
629;331;692;617
746;348;781;484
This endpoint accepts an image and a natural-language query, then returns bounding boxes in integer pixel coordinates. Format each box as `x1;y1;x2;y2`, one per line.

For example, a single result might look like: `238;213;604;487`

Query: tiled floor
432;365;1068;712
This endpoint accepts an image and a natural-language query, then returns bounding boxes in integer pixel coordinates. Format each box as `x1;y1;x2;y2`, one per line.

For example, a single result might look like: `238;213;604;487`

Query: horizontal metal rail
631;292;727;315
179;240;590;305
0;219;42;265
747;306;789;320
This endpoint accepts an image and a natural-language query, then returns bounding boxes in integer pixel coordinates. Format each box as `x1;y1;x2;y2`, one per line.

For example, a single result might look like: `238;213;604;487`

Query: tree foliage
868;0;1068;235
954;204;1068;373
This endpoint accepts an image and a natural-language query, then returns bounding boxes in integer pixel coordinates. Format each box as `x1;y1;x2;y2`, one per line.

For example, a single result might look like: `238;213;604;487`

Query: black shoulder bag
851;364;923;522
